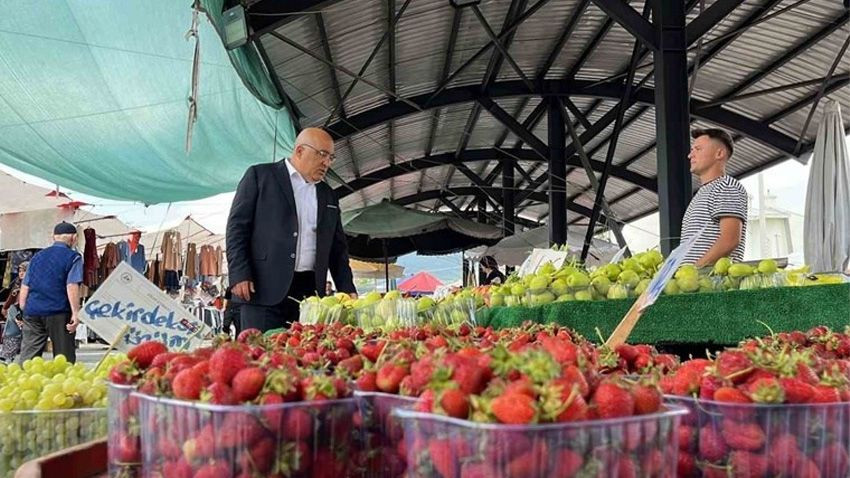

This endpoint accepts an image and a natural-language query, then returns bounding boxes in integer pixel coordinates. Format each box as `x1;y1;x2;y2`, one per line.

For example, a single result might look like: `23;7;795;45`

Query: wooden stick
94;324;130;372
604;295;648;348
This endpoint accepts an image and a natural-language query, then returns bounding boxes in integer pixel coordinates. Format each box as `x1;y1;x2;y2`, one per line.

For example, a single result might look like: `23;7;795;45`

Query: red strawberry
779;377;814;403
108;360;140;385
429;438;457;478
451;362;487;395
201;382;236;405
355;371;378;392
337;355;363;375
275;440;311;476
504;376;537;399
632;384;661;415
721;419;765;451
713;386;751;403
653;353;679;372
659;375;676;394
551;448;583;478
795;362;820;384
231;367;266;402
541;336;579;365
360;341;386;363
237;328;262;343
150;352;181;370
678;425;695;451
459;461;497;478
246;436;275;473
794;457;822;478
811;385;842;403
744;376;784;403
728;451;768;478
677;452;697;477
162;459;193;478
193;461;231;478
439;389;470;419
813;443;849;477
115;433;140;463
716;350;754;383
640;449;663;477
633;353;652;372
671;367;702;396
209;346;248;385
491;393;537;424
561;365;590;398
615;344;638;363
376;363;408;394
127;341;168;369
556;393;588;422
172;368;204;400
699;374;725;400
591;381;635;418
218;413;265;448
698;425;727;462
768;433;800;475
282;407;314;440
505;441;548;478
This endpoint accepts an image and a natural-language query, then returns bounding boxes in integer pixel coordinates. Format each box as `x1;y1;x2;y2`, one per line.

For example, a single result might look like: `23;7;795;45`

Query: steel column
652;0;691;254
548;98;567;246
502;157;516;237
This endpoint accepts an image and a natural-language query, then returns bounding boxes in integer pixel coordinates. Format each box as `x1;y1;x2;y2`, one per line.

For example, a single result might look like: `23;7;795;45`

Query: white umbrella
803;100;850;273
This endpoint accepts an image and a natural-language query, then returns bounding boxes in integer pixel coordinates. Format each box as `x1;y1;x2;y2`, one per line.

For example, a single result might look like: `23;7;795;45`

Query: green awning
0;0;297;204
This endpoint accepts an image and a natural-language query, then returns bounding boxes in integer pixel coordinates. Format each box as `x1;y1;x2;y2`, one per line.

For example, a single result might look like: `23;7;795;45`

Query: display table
481;283;850;347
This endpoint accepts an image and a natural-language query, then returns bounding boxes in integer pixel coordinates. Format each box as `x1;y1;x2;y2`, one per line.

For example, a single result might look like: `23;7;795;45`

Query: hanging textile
2;259;11;289
83;228;99;288
185;243;198;280
99;242;120;281
118;240;147;275
128;231;142;254
215;245;225;276
161;231;182;272
199;245;216;277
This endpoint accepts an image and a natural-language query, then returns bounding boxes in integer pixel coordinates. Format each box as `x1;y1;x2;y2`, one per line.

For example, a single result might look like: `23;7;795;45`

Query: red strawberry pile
663;326;850;477
109;329;356;478
352;330;680;477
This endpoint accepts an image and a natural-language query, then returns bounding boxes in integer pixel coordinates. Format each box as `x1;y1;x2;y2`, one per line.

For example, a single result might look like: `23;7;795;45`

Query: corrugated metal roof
254;0;849;236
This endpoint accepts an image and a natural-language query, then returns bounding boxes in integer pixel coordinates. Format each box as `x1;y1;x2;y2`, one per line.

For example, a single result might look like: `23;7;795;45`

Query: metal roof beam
699;73;850;108
537;0;590;80
590;0;658;50
685;0;744;45
324;79;801;157
394;187;600;221
478;97;549;158
567;18;614;79
335;148;656;198
426;0;553;103
248;0;344;39
715;12;849;102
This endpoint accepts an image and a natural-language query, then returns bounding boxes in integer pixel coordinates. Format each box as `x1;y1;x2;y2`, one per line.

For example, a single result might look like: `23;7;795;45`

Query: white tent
467;227;622;267
139;216;223;252
0;172;72;214
804;100;850;273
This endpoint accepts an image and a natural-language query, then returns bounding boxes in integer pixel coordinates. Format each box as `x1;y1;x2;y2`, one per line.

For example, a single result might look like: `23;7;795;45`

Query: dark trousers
241;271;316;333
19;313;76;364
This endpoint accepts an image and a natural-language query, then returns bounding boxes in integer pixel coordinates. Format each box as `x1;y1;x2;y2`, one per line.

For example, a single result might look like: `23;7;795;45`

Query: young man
18;222;83;363
681;128;748;266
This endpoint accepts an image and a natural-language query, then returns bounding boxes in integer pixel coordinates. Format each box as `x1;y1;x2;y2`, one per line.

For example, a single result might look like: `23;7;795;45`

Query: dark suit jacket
226;161;356;306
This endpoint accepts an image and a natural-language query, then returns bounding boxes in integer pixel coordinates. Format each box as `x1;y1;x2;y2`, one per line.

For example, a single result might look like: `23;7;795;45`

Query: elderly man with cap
17;222;83;363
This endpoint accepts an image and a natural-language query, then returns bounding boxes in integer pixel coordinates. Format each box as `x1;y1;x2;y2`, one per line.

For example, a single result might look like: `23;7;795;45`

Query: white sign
80;262;209;351
518;248;570;277
639;226;706;311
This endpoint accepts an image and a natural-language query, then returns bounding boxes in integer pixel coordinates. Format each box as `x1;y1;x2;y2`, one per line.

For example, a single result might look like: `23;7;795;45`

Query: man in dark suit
226;128;357;332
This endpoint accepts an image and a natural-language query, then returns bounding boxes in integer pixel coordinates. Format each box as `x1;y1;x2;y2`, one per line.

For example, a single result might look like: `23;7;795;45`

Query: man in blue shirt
18;222;83;364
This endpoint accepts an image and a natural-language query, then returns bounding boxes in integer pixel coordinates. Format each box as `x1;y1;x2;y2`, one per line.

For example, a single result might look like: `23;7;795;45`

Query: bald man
226;128;356;332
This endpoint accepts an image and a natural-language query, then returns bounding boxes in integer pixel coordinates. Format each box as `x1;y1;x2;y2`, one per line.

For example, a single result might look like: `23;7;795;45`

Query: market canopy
398;271;443;295
0;0;297;204
225;0;849;253
342;200;503;260
468;226;621;267
804;100;850;273
350;259;405;280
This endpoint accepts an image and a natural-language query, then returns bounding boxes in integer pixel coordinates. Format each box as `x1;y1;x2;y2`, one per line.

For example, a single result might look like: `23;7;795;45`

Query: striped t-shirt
681;175;748;264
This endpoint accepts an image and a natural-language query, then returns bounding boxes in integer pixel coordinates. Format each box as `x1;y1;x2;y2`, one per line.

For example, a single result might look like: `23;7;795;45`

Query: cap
53;222;77;235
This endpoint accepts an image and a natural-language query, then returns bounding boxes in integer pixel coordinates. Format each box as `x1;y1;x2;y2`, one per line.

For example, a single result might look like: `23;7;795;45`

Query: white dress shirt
285;160;318;272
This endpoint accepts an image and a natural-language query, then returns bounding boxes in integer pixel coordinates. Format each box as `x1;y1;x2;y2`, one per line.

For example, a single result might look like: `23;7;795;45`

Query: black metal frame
247;0;845;249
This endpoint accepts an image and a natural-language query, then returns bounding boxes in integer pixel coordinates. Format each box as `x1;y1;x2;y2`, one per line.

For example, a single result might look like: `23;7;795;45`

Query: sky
2;135;847;283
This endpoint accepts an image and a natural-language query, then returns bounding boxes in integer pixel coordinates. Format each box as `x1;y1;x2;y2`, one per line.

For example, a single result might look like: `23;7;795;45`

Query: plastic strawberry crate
354;391;418;478
393;405;687;478
135;392;358;477
0;407;107;478
666;395;850;477
107;383;140;478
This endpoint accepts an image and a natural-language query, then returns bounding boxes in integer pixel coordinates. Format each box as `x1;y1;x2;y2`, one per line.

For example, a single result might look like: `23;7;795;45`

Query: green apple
674;265;698;281
713;257;732;276
591;276;611;296
618;270;640;288
529;275;550;293
634;278;650;295
574;289;593;301
490;293;505;307
556;293;575;302
607;284;629;300
676;276;699;293
728;263;754;278
663;280;680;295
757;259;778;274
550;278;569;297
566;272;590;288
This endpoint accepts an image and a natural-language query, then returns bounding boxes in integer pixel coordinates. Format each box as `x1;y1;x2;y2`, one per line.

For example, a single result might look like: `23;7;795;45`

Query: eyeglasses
298;143;336;162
